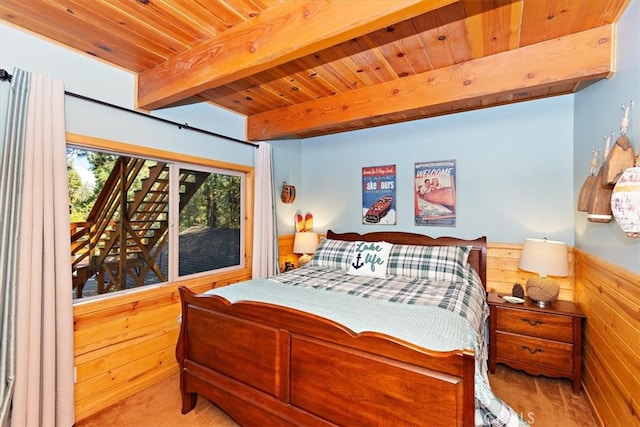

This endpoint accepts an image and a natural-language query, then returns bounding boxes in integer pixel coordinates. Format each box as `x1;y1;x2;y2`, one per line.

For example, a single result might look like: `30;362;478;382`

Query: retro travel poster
362;165;396;225
414;160;456;226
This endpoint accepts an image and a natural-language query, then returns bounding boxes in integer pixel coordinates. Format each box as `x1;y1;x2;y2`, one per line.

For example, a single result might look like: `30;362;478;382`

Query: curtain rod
0;68;257;148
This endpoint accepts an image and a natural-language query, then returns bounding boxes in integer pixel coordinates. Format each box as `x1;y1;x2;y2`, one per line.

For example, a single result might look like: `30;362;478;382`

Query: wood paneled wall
574;249;640;427
73;268;251;421
488;243;575;301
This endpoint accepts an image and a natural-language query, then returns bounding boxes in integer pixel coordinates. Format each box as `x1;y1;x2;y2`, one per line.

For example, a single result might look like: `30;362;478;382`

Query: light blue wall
0;23;253;166
293;96;575;245
574;1;640;273
271;141;303;235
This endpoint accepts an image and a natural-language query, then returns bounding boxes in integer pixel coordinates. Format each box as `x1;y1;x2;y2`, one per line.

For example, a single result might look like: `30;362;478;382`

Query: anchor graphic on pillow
351;253;364;269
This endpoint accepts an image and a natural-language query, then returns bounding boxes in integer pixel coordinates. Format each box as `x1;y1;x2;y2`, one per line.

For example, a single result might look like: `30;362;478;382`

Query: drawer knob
521;317;543;326
521;345;544;354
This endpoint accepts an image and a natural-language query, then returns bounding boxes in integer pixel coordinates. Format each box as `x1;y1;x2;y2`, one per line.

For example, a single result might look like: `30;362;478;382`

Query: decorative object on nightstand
511;283;525;299
283;261;295;272
518;238;569;307
487;293;585;394
293;232;318;267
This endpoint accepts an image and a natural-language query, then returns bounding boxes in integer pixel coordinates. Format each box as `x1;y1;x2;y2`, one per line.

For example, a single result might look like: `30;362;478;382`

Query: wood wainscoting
73;268;251;421
488;243;574;301
574;249;640;427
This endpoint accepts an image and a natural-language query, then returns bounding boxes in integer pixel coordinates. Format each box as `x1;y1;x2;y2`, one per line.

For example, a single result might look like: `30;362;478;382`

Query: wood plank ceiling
0;0;631;141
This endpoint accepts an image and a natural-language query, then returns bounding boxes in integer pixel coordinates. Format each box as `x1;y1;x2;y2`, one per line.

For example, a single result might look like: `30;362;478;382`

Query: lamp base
298;253;312;268
525;276;559;306
532;299;553;308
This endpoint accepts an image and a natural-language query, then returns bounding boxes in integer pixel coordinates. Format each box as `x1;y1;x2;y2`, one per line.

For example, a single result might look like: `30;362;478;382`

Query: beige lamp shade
519;238;569;277
293;232;319;267
519;238;569;306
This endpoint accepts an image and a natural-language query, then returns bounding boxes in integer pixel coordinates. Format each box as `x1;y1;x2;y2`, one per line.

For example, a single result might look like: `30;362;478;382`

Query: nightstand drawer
496;307;573;342
495;331;573;372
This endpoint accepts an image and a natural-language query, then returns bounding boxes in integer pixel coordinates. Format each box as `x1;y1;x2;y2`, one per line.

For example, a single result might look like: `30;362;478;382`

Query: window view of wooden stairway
70;157;208;298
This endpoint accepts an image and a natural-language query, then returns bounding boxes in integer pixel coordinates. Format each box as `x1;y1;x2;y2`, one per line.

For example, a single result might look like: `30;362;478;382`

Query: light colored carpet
78;365;596;426
488;365;597;426
76;373;238;427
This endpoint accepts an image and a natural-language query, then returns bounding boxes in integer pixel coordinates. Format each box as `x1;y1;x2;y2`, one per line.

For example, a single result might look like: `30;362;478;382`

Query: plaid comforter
271;265;527;427
272;264;488;335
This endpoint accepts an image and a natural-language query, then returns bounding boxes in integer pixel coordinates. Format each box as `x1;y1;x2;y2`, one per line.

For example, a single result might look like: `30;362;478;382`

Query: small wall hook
620;101;633;135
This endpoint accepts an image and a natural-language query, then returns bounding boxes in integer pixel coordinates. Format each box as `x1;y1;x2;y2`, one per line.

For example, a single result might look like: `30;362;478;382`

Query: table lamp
293;232;319;267
518;238;569;307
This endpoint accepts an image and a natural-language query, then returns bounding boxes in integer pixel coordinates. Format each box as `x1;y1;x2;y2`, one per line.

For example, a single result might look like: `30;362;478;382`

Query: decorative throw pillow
386;244;471;282
307;238;355;270
347;241;393;278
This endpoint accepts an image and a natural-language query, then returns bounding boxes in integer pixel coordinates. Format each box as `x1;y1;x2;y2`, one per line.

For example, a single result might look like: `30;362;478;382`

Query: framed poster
362;165;396;225
414;160;456;226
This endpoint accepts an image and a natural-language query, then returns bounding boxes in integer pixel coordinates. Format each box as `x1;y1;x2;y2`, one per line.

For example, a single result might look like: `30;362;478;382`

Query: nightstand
487;292;585;394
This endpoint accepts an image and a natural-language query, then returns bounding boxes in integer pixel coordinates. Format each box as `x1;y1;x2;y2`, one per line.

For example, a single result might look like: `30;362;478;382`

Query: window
68;141;248;300
175;166;242;277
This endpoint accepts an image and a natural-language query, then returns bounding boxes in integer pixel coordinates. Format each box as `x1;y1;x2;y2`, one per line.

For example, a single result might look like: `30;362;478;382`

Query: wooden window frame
67;132;255;308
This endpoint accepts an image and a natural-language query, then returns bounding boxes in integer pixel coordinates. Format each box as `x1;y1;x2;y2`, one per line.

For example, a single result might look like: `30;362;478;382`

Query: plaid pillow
308;238;355;270
387;244;471;282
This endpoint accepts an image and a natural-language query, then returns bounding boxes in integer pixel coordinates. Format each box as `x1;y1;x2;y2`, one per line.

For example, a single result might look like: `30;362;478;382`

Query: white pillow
347;241;393;278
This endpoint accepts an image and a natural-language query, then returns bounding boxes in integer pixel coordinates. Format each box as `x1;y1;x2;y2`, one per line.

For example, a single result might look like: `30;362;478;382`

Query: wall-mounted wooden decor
611;165;640;237
603;102;636;184
281;181;296;203
587;167;613;223
603;135;635;184
578;149;599;212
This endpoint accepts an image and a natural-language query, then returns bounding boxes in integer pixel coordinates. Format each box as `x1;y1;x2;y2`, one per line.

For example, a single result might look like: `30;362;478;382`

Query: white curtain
4;69;75;426
251;142;278;278
0;69;30;427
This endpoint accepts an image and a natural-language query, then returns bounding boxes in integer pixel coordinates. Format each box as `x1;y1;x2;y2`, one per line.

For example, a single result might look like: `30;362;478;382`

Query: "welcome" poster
414;160;456;227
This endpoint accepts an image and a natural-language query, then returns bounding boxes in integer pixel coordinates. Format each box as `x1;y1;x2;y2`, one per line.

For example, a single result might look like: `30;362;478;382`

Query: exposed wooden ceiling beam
137;0;459;110
247;25;615;141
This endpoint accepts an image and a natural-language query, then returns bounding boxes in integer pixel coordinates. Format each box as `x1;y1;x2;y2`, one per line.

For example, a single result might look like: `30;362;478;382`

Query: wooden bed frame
176;230;487;427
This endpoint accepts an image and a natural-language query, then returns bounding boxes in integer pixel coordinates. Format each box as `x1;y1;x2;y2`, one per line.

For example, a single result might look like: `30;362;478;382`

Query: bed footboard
177;286;475;427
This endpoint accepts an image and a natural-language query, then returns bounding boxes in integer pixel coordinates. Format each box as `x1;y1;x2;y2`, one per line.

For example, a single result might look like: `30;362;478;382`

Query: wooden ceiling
0;0;631;141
